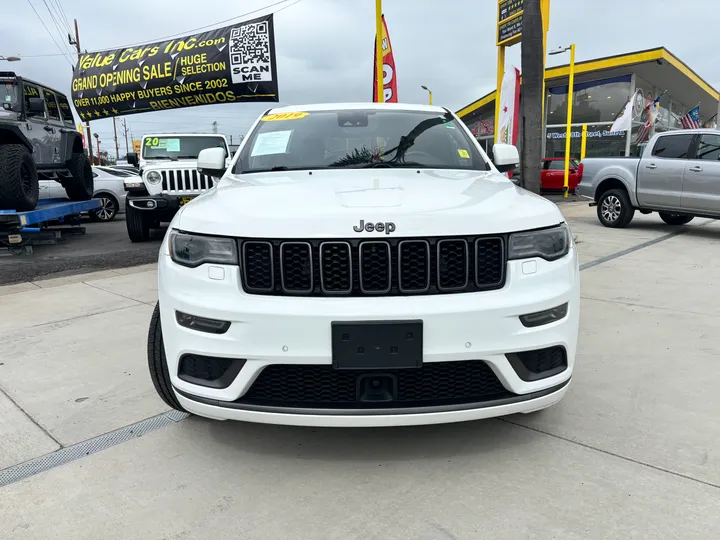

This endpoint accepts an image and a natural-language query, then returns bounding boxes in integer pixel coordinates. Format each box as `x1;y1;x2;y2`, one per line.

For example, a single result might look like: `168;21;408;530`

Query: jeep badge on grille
353;220;396;234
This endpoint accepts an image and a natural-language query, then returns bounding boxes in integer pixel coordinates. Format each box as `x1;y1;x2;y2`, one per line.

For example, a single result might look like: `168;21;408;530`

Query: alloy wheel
94;197;117;221
601;195;621;224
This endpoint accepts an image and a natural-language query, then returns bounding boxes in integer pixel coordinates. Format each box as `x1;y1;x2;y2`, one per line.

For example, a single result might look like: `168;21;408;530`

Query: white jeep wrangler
124;133;230;242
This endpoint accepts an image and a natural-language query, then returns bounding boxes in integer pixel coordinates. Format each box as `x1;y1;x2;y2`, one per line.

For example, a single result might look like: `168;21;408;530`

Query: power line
41;0;75;59
18;0;303;57
50;0;72;34
24;0;73;66
86;0;301;53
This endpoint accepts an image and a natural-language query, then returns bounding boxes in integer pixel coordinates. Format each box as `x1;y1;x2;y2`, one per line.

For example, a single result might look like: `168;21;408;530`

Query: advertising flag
373;15;398;103
71;14;279;120
496;65;520;145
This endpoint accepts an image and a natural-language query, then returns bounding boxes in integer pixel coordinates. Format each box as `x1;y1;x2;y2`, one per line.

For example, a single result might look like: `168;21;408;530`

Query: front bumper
127;193;192;221
158;247;580;427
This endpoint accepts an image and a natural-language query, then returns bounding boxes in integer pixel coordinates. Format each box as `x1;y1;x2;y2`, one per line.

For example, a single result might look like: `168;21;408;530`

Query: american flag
636;95;661;144
680;105;701;129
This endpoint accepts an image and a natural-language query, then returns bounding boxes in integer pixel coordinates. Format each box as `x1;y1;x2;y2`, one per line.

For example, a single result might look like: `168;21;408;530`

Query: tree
519;0;545;194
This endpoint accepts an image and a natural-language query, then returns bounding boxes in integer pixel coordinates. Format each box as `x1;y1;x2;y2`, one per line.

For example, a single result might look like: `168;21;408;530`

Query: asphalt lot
1;202;720;539
0;215;165;285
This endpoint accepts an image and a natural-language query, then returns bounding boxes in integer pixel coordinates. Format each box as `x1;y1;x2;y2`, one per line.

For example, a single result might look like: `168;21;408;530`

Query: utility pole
211;121;218;134
94;133;101;165
72;19;93;163
112;117;120;161
519;0;545;194
230;134;233;145
122;119;130;154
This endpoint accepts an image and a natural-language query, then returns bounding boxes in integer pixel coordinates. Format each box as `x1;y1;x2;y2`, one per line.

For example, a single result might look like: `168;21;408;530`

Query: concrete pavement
1;204;719;539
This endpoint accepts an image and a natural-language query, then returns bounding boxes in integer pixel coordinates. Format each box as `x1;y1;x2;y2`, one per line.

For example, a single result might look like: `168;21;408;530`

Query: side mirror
126;152;139;167
198;147;228;178
492;143;520;173
27;97;45;116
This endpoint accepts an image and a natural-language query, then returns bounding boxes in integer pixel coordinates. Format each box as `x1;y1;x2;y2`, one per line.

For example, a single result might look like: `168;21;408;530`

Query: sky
2;0;718;156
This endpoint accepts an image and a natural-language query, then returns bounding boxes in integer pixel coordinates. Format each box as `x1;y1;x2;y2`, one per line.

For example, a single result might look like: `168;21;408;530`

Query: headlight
146;171;162;184
169;232;238;268
508;224;570;261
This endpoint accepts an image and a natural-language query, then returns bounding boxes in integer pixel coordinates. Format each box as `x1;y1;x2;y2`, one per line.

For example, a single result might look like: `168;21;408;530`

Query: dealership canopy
71;14;279;120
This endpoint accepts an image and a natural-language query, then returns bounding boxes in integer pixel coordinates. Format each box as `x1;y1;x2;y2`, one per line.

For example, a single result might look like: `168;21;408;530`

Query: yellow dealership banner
71;14;278;120
132;139;141;154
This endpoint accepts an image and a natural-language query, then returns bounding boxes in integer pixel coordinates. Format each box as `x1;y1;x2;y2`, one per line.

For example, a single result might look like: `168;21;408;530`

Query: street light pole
421;85;433;105
550;44;576;198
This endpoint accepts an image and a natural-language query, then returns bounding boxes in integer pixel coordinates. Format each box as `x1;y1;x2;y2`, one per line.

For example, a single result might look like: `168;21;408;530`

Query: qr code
229;22;272;84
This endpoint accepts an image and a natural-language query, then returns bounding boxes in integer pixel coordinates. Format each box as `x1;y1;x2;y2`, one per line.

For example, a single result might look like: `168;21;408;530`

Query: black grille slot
179;355;233;381
359;241;391;293
239;361;512;409
242;241;274;292
437;239;468;291
161;171;168;191
238;235;506;297
475;238;504;288
320;242;352;293
398;240;430;292
516;347;567;374
280;242;313;293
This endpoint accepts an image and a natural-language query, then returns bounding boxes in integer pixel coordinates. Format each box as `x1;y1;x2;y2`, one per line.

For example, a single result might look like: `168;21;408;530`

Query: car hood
175;169;564;238
142;160;198;171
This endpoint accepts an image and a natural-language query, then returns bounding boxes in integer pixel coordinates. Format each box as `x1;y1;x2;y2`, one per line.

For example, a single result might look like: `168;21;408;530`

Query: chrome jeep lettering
353;220;396;235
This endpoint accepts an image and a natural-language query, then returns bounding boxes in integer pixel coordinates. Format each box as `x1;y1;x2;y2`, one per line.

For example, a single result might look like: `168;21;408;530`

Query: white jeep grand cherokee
148;103;579;427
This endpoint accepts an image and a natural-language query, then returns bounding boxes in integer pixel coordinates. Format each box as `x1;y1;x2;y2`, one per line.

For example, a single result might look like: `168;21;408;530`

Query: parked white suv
124;133;230;242
148;103;580;427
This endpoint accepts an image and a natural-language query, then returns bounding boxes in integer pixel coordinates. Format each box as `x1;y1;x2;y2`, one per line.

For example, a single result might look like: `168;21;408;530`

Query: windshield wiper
246;166;291;173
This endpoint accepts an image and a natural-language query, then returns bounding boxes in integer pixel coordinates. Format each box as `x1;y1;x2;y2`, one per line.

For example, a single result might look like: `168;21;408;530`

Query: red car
541;158;583;191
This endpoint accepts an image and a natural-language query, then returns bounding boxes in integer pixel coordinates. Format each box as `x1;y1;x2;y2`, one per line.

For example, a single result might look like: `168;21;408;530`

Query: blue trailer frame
0;199;101;232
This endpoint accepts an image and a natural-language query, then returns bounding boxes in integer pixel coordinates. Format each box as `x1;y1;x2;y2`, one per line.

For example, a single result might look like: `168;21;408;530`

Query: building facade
456;48;719;159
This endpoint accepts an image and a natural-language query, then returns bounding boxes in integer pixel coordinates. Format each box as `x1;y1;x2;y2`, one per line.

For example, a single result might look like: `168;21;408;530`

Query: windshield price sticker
251;130;292;156
261;112;309;121
144;137;169;149
457;149;470;159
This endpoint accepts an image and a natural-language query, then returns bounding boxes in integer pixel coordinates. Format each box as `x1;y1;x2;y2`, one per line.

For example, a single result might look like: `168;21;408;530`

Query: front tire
597;189;635;228
89;194;118;222
64;152;94;201
659;212;694;226
148;303;186;412
0;144;39;211
126;202;152;242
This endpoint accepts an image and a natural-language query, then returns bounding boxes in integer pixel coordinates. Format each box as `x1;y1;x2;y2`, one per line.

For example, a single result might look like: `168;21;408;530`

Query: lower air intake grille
238;361;512;409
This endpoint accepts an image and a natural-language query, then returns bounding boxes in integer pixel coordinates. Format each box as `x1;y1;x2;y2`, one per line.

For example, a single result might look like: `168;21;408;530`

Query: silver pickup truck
578;128;720;227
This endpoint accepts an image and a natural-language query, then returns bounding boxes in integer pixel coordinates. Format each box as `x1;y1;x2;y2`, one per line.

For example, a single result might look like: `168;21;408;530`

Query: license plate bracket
331;320;423;370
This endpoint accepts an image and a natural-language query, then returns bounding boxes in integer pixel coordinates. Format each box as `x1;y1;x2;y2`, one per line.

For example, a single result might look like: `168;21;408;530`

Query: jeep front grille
160;169;214;195
239;236;506;297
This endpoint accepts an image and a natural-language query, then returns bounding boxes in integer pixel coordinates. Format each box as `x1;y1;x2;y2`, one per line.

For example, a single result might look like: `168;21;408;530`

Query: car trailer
0;198;100;255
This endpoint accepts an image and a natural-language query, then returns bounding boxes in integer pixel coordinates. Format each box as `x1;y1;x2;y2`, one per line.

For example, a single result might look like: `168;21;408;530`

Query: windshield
141;135;227;160
235;109;490;174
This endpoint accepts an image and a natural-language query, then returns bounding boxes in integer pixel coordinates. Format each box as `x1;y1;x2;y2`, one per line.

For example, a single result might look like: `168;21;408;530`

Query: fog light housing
519;303;568;328
176;311;231;334
146;199;157;209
